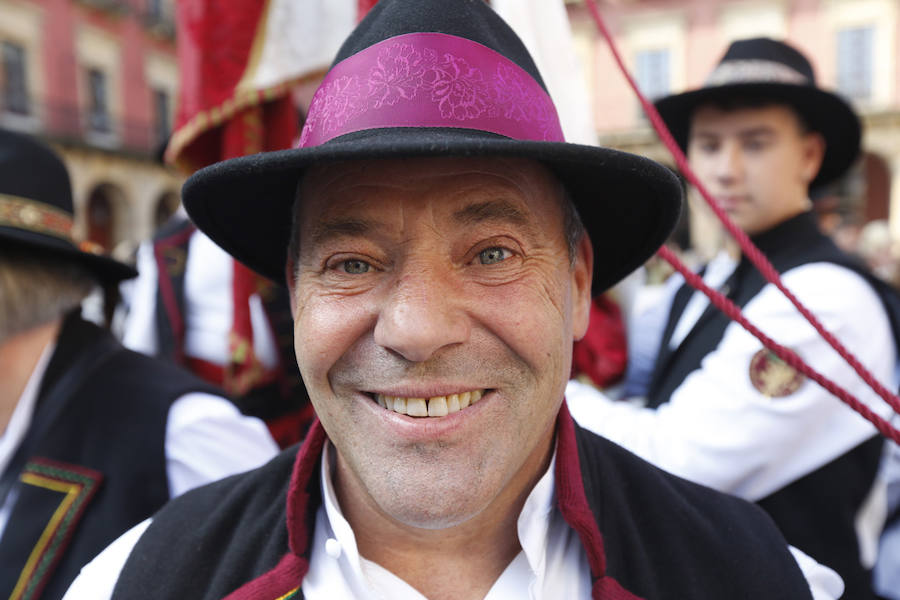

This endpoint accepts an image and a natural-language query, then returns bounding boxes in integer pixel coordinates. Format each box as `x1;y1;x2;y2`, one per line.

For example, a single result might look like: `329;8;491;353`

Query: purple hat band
298;32;565;148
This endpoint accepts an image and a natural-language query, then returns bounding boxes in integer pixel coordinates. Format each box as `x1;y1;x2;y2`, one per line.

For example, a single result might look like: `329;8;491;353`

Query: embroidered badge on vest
9;459;102;600
749;348;805;397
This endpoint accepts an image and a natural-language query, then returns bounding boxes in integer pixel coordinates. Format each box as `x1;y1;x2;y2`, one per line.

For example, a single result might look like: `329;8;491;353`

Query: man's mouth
372;390;486;417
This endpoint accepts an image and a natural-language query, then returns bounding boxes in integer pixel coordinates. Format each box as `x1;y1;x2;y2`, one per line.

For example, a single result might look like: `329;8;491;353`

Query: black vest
0;314;218;600
646;212;900;599
152;217;309;424
112;406;813;600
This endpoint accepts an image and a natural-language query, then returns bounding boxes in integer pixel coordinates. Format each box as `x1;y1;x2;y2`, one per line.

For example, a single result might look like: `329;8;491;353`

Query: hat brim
655;83;861;189
0;227;137;283
183;128;683;293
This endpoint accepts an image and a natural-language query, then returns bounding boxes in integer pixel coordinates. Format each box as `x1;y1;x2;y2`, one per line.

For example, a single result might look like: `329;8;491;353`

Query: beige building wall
57;144;183;260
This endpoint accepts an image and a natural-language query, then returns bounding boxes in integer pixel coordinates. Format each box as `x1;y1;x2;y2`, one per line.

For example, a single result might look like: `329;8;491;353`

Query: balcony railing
75;0;175;39
0;92;168;157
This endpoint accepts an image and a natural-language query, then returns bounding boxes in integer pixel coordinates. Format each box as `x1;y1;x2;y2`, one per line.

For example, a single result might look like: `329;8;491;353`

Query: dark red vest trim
153;223;196;365
221;553;306;600
221;420;325;600
285;420;327;558
222;408;643;600
554;403;643;600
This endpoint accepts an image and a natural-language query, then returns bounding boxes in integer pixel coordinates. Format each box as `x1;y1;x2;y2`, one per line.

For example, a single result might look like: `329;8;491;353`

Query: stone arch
154;189;180;229
85;181;129;253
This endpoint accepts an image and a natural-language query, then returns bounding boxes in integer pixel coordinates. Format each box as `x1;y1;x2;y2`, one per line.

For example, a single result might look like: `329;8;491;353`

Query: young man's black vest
111;406;814;600
647;211;900;600
0;313;218;600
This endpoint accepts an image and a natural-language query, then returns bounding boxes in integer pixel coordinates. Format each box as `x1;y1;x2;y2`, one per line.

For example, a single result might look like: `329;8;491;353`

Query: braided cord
583;0;900;442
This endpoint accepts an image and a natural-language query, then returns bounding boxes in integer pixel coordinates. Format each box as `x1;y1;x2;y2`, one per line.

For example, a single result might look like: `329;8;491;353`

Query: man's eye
478;247;511;265
341;259;371;274
744;139;766;152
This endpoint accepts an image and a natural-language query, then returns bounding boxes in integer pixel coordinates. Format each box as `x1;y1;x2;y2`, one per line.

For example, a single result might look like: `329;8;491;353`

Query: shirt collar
318;440;558;594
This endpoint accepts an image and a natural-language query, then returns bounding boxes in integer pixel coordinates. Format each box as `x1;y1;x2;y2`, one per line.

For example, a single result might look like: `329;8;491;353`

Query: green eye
478;247;509;265
342;259;371;274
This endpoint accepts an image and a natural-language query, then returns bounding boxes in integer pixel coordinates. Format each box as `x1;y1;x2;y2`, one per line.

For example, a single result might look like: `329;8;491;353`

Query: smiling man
67;7;839;600
567;38;900;600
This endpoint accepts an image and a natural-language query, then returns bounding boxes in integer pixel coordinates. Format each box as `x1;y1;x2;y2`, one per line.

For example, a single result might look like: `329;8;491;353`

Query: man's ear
572;234;593;341
800;131;826;185
285;258;298;320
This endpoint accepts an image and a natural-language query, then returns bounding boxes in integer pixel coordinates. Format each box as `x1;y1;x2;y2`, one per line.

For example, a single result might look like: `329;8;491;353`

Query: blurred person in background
856;219;900;288
122;210;313;447
0;129;278;600
566;38;900;600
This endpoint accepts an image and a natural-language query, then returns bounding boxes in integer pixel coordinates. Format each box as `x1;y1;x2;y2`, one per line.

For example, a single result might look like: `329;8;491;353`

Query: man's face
687;103;825;235
289;157;592;530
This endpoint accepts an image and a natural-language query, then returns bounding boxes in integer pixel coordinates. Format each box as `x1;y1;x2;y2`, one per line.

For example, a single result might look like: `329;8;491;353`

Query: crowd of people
1;1;898;598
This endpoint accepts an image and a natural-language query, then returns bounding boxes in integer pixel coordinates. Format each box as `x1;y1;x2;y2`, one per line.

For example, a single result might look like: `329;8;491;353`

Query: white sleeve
789;545;845;600
61;519;152;600
166;392;279;497
121;240;160;355
568;263;898;501
62;395;278;598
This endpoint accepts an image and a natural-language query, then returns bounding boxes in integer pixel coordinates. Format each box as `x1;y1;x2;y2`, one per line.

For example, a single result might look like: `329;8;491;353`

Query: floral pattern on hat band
299;32;565;147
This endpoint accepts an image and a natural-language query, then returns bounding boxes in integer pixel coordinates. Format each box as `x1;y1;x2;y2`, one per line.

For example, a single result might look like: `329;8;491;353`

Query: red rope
583;0;900;442
659;247;900;444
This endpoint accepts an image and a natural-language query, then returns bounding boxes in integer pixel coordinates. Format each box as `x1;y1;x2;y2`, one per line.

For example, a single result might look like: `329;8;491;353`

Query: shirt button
325;538;342;559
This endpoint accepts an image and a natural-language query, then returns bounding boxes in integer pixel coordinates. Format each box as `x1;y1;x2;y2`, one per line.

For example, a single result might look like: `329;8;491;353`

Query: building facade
566;0;900;258
0;0;179;261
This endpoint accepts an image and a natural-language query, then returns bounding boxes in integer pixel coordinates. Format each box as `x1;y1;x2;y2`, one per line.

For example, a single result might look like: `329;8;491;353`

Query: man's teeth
375;390;485;417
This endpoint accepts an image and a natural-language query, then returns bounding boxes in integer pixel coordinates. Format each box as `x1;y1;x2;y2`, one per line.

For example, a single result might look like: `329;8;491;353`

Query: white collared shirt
64;438;839;600
64;442;593;600
301;442;592;600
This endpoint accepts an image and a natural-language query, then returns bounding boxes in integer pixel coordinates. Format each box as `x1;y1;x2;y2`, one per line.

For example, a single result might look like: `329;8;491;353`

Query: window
635;48;671;101
87;67;111;132
152;88;170;146
146;0;163;21
2;41;29;115
837;26;874;101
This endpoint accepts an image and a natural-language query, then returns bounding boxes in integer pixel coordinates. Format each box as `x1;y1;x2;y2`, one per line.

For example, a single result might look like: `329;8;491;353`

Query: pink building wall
27;0;176;151
38;0;79;136
571;0;899;134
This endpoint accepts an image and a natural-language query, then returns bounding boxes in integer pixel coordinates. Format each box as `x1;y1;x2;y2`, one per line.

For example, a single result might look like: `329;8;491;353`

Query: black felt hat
0;128;136;282
183;0;683;292
655;37;861;189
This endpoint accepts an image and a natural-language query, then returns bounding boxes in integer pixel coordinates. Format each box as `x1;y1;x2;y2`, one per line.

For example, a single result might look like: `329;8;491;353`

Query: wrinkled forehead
294;156;567;232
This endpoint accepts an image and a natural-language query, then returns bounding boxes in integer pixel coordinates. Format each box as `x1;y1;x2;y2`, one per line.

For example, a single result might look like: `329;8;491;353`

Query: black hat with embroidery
0;128;137;282
183;0;683;292
654;37;861;188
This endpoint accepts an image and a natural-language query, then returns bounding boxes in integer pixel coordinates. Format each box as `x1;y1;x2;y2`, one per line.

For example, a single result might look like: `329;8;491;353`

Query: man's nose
714;143;743;184
373;263;470;363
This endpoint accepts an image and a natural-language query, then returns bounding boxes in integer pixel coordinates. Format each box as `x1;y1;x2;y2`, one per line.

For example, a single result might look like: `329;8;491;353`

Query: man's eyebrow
738;126;776;138
306;218;375;248
452;199;531;227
